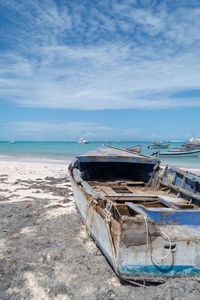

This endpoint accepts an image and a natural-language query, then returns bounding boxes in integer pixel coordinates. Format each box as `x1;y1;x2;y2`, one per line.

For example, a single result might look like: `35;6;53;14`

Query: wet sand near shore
0;160;200;300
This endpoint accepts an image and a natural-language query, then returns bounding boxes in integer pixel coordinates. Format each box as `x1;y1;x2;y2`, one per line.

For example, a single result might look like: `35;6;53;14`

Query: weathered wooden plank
88;180;145;187
72;168;83;184
160;179;200;202
81;181;104;200
105;193;158;198
126;186;136;193
99;186;116;194
127;181;145;186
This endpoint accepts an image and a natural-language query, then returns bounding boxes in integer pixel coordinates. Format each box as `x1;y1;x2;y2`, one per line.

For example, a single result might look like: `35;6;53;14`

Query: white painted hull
71;179;117;265
157;150;200;157
71;177;200;280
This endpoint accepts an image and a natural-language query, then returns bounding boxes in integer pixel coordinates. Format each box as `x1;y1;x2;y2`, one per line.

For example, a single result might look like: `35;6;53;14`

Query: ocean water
0;141;200;169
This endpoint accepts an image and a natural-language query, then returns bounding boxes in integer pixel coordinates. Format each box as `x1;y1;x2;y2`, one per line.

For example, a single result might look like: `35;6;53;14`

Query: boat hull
70;172;200;280
148;145;169;149
157;150;200;157
70;177;118;267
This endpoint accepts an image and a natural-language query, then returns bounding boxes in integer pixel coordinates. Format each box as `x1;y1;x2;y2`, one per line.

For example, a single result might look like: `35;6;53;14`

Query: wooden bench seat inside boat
89;178;198;205
89;179;199;220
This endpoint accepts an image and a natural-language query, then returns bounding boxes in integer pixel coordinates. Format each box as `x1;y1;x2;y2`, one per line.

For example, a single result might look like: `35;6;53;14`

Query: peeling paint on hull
71;176;200;280
69;145;200;281
120;265;200;277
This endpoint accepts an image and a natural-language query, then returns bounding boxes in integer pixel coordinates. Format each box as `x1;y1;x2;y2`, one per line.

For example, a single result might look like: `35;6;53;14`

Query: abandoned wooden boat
69;145;200;281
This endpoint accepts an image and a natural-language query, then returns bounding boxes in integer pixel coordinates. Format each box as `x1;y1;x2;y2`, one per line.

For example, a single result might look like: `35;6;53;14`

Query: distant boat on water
78;138;89;144
167;147;192;152
152;148;200;157
147;142;170;149
8;140;16;144
182;137;200;148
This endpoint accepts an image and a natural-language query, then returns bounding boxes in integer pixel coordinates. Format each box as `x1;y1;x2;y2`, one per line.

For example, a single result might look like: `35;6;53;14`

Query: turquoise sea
0;141;200;169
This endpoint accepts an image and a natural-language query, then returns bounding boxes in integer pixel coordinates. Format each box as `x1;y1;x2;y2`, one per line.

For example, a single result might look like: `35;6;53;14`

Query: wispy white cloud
1;121;141;140
2;120;196;141
0;0;200;110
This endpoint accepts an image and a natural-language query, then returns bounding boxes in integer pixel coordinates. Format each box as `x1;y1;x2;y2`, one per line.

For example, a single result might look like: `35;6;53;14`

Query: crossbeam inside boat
89;178;198;215
77;159;200;219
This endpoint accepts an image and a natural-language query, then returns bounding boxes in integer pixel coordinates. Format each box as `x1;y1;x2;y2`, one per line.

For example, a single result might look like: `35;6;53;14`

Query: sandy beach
1;160;200;300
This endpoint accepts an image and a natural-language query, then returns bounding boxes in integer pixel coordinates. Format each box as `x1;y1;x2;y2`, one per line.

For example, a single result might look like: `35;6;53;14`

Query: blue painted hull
120;265;200;278
161;166;200;197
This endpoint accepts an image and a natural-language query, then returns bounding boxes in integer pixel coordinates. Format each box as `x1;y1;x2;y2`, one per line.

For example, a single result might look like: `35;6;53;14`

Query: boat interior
77;161;200;222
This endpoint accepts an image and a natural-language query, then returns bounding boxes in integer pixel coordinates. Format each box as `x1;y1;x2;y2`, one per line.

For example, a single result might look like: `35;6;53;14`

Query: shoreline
1;156;200;173
0;155;71;166
1;140;200;170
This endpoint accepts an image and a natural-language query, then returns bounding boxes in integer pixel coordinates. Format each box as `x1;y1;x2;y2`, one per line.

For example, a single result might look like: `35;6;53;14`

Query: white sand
1;159;200;299
0;160;68;201
0;159;123;299
0;160;68;180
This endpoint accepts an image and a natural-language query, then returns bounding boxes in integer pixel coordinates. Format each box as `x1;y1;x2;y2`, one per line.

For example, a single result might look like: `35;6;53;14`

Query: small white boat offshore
8;140;16;144
69;145;200;282
152;149;200;157
78;138;89;144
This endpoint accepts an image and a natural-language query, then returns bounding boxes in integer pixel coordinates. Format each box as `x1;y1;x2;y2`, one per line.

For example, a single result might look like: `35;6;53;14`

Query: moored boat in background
182;137;200;148
78;138;89;144
152;149;200;157
148;142;170;149
167;148;188;152
8;140;16;144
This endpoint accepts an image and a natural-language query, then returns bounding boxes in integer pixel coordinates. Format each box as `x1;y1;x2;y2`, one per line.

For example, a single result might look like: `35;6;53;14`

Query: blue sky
0;0;200;141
